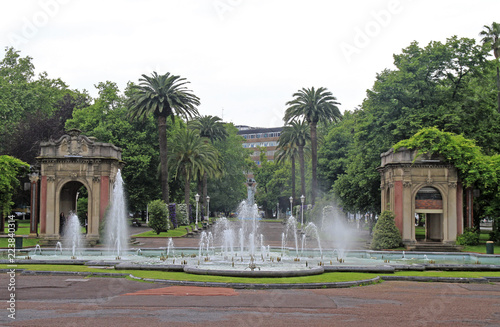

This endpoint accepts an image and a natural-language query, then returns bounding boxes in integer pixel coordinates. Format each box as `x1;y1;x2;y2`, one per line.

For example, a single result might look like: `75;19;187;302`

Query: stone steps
408;243;463;252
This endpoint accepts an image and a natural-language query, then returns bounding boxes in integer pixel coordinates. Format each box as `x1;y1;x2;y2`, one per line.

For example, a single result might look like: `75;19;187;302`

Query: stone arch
34;129;123;245
55;178;92;236
412;185;446;242
379;148;463;248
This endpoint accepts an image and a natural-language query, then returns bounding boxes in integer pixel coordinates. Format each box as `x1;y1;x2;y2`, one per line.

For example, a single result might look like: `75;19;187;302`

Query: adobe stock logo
339;0;404;63
8;0;70;48
213;0;243;21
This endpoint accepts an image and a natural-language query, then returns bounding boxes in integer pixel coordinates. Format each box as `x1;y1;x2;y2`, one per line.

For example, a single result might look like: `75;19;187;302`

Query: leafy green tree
284;87;342;204
0;47;78;163
65;82;164;213
480;22;500;113
318;110;356;192
278;120;310;200
371;211;402;250
0;155;29;232
275;142;298;200
147;199;169;234
207;123;249;215
394;127;500;217
168;129;220;222
254;151;291;217
327;36;499;215
127;72;200;204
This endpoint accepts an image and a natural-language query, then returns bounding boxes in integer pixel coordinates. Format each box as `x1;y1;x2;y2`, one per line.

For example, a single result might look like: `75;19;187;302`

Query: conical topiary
371;210;402;250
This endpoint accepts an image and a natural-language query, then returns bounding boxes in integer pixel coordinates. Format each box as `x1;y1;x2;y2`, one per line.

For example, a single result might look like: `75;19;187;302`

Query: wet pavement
0;274;499;326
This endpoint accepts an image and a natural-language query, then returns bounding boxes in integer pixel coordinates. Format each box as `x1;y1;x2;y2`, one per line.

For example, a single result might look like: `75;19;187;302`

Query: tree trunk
497;66;500;113
203;172;208;219
299;145;306;198
310;121;318;205
184;171;190;224
197;177;203;216
291;156;296;201
158;115;169;204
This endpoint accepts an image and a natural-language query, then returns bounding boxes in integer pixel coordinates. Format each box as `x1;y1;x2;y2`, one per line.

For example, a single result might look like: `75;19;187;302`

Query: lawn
2;264;500;284
133;223;205;238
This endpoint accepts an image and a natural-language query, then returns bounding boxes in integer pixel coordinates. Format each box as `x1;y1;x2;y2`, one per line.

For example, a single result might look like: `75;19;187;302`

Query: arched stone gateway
378;148;463;248
35;129;123;245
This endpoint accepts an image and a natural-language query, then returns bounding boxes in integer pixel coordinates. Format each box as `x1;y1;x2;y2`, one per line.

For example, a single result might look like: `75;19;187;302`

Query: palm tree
168;129;220;223
127;72;200;204
277;120;310;200
188;115;228;214
480;22;500;113
284;87;341;205
275;143;298;201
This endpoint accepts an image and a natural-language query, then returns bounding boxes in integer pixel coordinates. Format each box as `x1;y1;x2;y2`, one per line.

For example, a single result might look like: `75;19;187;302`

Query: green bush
148;200;169;234
371;210;402;250
456;228;480;246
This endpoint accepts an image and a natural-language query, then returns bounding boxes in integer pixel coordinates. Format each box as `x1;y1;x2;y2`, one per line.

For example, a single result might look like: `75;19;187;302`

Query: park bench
131;219;142;227
185;227;194;237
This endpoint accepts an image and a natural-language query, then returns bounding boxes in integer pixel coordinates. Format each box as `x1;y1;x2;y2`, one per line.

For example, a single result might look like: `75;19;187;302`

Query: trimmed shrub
456;228;479;246
371;210;402;250
148;199;169;234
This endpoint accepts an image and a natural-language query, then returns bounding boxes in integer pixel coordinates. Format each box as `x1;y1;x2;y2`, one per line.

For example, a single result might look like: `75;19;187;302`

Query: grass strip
2;264;500;284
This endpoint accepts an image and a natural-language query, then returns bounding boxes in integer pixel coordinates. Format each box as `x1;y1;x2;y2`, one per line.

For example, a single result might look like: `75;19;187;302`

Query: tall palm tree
275;143;298;201
188;115;228;214
277;120;310;200
480;22;500;113
168;129;220;223
284;87;341;205
127;72;200;204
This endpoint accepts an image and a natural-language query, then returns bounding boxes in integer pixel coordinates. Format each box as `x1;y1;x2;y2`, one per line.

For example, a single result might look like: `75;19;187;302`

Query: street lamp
206;196;210;221
300;194;305;226
195;193;200;229
289;196;293;217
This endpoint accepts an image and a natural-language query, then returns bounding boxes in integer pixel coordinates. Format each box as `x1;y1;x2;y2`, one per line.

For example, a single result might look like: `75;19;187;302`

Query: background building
236;125;282;204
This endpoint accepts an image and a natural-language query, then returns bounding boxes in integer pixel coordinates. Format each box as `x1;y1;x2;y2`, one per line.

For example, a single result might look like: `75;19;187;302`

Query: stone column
29;173;39;235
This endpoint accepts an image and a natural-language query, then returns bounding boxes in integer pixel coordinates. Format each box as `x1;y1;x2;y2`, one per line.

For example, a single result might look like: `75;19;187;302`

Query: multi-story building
236;126;282;166
236;126;282;204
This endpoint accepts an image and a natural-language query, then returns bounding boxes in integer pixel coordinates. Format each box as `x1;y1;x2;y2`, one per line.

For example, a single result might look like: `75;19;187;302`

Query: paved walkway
1;274;499;326
127;221;371;249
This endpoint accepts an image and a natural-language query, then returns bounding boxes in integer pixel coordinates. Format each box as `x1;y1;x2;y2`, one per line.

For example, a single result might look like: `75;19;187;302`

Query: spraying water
64;213;82;258
105;170;129;258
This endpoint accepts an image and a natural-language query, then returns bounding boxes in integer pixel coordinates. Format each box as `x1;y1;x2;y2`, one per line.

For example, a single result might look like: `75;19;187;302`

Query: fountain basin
183;265;324;277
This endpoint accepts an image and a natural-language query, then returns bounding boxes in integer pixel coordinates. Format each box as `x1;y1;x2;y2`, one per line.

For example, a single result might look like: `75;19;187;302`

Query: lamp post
277;202;279;220
289;196;293;217
300;194;305;226
206;196;210;221
195;193;200;229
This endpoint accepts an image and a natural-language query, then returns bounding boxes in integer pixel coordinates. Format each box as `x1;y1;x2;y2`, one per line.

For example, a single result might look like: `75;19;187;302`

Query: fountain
4;199;500;278
64;213;82;259
166;238;175;256
55;242;63;255
104;170;129;259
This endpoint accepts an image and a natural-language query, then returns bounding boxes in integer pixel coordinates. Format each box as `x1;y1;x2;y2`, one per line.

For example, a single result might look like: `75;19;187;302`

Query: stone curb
0;269;129;277
129;275;381;289
380;275;494;283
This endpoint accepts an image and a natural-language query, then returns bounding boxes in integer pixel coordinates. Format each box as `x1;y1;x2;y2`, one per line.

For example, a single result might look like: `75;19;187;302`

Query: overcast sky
1;0;498;127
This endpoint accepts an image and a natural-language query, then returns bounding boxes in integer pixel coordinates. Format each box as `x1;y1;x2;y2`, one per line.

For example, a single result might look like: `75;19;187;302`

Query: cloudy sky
1;0;498;127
